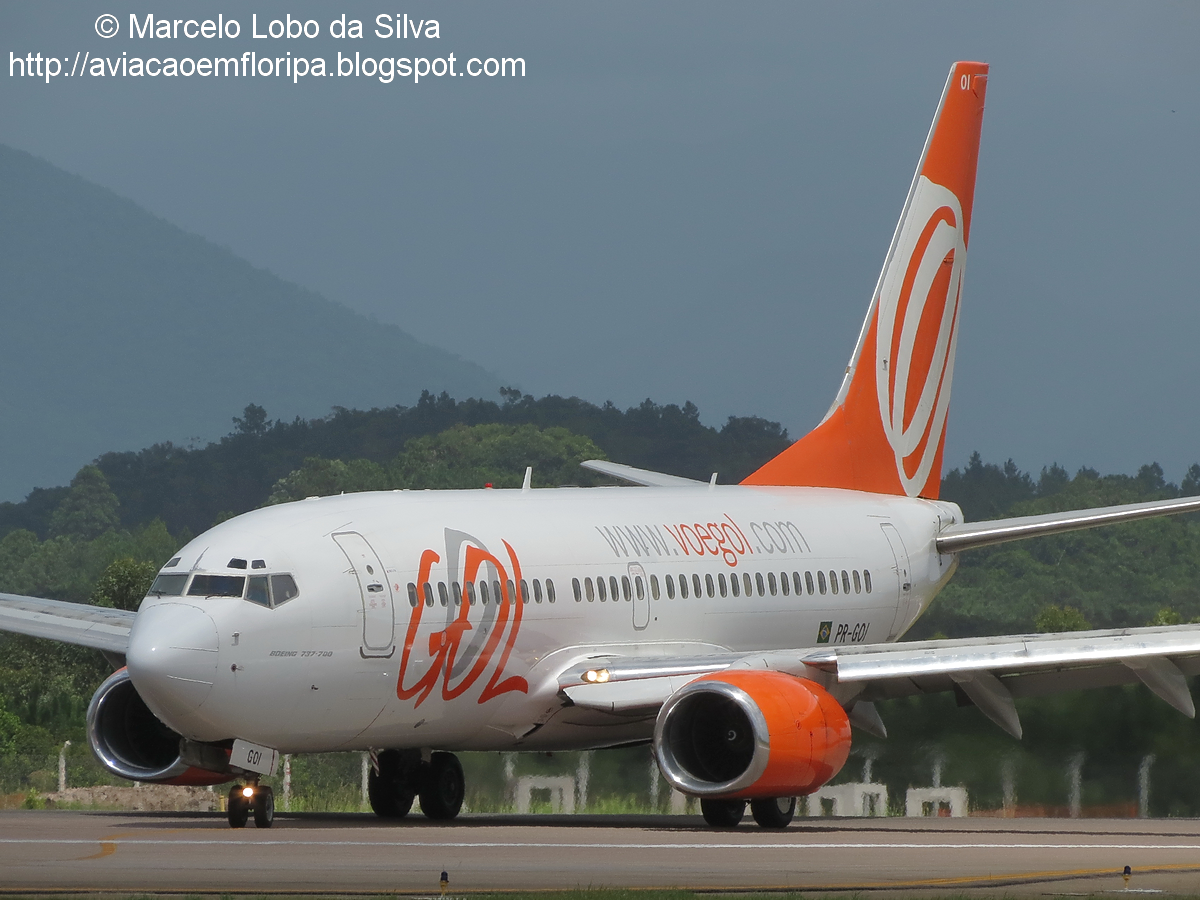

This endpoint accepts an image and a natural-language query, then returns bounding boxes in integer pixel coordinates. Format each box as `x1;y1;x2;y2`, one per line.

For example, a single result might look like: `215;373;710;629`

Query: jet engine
86;669;231;786
654;670;851;799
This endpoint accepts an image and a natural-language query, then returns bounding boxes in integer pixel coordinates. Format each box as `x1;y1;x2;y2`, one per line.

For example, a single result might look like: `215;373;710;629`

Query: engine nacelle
654;670;851;799
86;669;231;786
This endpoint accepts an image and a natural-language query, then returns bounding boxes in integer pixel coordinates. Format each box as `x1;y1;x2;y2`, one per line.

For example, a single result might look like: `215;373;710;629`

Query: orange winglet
743;62;989;499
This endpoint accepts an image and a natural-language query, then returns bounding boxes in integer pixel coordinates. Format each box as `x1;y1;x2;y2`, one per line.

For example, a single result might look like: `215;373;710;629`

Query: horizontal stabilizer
937;494;1200;553
581;459;704;487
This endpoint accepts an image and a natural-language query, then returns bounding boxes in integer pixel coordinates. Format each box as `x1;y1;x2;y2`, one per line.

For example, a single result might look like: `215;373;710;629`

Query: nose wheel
228;784;274;828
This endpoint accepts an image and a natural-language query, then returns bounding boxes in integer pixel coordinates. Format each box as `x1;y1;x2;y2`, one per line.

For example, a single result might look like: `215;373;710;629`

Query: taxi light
583;668;611;684
242;786;254;798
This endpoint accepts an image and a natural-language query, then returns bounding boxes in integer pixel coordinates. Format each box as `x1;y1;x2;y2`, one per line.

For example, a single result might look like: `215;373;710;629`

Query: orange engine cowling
654;670;851;799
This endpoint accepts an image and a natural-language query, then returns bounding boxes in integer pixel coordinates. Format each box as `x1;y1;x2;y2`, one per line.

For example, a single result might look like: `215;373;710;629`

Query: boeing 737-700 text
5;61;1200;831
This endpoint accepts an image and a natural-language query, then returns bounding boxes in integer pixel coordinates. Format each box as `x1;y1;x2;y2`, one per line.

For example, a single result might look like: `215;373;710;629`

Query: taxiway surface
3;811;1200;894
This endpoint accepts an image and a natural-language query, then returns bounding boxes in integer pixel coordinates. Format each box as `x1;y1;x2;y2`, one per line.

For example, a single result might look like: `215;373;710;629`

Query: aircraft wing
580;460;706;487
558;624;1200;739
0;592;135;654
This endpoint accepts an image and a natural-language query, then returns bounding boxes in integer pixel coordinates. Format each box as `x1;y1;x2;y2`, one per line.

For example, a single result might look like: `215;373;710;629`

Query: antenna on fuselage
522;467;532;492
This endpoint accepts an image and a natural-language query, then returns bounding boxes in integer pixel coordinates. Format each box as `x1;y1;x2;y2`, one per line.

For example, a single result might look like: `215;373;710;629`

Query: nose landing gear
228;782;274;828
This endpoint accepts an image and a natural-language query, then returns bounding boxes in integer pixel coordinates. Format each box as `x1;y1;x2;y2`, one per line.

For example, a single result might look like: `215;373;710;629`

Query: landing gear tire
368;749;418;819
420;751;465;821
751;796;796;829
701;798;746;828
227;787;249;828
253;785;275;829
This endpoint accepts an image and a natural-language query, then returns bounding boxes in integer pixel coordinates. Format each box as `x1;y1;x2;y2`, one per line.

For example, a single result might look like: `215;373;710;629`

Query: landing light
583;668;611;684
242;786;254;798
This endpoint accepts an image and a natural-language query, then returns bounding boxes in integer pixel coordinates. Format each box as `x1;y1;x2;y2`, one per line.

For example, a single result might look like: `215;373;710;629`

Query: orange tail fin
743;61;988;499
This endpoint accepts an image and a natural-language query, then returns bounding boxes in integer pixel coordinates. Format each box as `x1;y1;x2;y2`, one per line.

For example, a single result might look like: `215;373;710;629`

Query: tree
47;466;119;540
232;403;270;437
1034;604;1091;633
89;558;158;611
268;457;391;504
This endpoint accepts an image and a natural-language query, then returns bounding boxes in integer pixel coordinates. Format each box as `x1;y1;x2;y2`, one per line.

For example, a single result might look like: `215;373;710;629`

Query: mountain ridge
0;143;501;500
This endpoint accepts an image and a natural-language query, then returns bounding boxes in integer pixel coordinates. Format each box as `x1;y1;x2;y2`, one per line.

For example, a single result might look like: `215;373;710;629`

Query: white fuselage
127;485;961;754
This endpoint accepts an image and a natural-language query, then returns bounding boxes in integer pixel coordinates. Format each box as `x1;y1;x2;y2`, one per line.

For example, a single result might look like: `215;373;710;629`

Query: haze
2;2;1197;488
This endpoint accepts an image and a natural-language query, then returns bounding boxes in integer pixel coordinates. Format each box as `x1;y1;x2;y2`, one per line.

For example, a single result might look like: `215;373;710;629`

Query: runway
3;811;1200;894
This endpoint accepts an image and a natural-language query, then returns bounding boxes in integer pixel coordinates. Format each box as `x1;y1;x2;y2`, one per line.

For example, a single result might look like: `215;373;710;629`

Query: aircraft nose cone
127;602;219;730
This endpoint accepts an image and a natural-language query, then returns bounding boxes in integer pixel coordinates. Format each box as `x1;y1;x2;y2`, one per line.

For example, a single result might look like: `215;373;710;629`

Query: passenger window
493;580;503;605
864;570;872;593
666;575;676;599
453;582;463;606
679;574;689;599
149;573;188;596
718;573;727;598
650;575;660;600
610;576;620;602
805;571;815;594
597;577;607;602
730;572;740;597
466;582;477;606
247;575;270;608
780;572;789;596
621;576;631;601
743;573;753;596
547;579;556;603
270;574;299;606
817;571;827;594
853;570;862;593
423;583;435;607
438;582;449;607
755;573;765;596
829;571;839;595
692;574;702;598
842;570;851;594
520;580;530;604
768;572;778;596
479;580;490;605
188;574;246;598
407;583;419;608
635;576;645;601
573;578;582;602
585;578;595;602
705;574;715;598
533;579;543;603
793;572;803;595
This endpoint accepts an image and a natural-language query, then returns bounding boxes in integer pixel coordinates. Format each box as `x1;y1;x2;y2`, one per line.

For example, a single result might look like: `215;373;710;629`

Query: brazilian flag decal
817;621;833;644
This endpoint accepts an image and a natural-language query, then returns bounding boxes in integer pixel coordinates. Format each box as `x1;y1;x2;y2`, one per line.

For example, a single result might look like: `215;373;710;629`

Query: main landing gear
700;796;797;829
368;749;465;821
228;782;274;829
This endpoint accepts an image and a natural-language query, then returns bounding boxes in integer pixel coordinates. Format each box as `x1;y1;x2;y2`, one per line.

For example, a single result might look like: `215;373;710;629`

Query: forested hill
0;144;499;502
0;391;792;538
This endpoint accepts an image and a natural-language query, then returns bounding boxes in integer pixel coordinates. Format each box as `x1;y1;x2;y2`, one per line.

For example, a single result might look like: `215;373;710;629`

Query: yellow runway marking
74;831;142;861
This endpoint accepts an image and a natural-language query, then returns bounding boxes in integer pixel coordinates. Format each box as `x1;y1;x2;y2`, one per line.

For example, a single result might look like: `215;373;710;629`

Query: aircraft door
332;532;396;658
629;562;650;630
880;523;914;640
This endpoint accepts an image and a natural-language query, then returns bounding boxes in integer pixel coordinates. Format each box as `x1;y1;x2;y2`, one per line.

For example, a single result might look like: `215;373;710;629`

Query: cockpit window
270;574;300;606
246;575;270;607
149;573;188;596
187;574;246;598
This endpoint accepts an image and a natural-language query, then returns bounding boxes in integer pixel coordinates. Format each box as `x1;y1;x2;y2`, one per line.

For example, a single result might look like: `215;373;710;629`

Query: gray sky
3;2;1198;482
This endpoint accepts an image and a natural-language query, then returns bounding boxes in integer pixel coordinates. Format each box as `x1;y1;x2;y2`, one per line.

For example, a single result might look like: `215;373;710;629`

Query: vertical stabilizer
743;61;988;498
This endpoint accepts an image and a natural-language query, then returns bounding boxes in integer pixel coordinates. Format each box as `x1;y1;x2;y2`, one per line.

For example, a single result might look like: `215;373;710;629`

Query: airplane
5;60;1200;832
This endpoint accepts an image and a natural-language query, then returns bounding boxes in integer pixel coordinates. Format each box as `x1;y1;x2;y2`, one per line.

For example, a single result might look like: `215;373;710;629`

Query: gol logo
875;175;966;497
395;535;528;707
